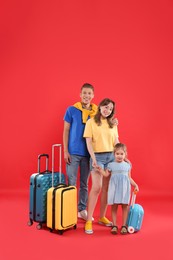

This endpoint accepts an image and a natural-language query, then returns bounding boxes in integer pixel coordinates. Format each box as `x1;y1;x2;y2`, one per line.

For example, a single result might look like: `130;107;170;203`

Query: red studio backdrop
0;0;173;196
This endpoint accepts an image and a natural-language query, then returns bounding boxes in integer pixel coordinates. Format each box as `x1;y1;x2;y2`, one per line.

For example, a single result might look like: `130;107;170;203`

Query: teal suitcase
28;152;66;229
126;192;144;233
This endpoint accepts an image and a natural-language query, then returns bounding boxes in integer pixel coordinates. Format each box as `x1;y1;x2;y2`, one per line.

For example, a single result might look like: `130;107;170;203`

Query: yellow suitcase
47;184;77;234
46;144;77;235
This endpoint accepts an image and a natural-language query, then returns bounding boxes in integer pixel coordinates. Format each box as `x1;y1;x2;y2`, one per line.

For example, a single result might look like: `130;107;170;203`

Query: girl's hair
94;98;115;128
114;143;127;155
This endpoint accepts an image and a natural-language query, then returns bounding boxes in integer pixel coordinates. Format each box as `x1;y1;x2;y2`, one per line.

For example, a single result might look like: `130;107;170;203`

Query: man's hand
111;117;118;126
64;151;71;164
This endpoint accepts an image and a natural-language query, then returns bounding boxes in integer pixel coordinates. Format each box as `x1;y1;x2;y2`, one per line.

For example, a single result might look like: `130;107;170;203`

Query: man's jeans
66;155;90;212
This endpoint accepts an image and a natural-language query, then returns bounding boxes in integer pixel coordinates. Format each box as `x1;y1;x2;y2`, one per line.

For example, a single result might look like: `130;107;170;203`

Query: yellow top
83;117;119;152
73;102;98;123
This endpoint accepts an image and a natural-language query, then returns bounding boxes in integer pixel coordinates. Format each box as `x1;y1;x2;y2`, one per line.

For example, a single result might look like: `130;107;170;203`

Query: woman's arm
124;157;132;165
86;137;97;168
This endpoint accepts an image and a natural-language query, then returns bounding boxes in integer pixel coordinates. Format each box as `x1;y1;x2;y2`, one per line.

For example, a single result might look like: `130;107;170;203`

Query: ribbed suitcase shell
29;172;66;227
126;203;144;232
47;185;77;234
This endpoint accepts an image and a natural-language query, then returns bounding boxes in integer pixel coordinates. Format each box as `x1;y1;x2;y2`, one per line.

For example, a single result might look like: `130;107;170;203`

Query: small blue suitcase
126;192;144;233
28;152;66;229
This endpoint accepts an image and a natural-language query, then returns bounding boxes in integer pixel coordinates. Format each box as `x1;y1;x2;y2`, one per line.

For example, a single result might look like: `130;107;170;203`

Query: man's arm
63;121;71;164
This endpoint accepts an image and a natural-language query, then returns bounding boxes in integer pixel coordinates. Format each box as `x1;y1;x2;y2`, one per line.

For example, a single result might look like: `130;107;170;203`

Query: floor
0;190;173;260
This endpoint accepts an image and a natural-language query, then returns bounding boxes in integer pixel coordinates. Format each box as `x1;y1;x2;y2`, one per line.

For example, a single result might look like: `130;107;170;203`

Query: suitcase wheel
49;228;53;233
27;219;33;226
58;230;63;235
36;223;42;230
73;224;77;230
128;226;135;234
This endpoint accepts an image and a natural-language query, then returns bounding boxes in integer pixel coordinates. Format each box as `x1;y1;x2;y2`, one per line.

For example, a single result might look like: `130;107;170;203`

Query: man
63;83;97;220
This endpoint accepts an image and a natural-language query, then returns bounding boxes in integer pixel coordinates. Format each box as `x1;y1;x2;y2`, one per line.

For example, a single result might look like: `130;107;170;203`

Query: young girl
97;143;139;235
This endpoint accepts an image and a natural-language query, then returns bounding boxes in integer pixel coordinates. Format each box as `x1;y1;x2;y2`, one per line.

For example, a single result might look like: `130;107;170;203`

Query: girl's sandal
120;226;128;235
111;226;118;235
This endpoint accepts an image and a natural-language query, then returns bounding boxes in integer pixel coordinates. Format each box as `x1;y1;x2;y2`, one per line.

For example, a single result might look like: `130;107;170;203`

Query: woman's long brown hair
94;98;115;128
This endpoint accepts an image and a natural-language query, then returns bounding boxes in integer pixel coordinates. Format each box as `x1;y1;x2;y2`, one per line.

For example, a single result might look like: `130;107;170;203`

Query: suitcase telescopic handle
131;190;138;208
37;154;49;173
52;144;62;187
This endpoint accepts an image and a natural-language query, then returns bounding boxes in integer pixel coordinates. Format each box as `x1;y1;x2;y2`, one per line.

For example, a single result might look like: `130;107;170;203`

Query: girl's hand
94;166;103;174
134;185;139;193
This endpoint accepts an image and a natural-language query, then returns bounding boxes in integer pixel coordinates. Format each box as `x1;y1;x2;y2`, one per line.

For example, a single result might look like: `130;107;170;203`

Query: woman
83;98;119;234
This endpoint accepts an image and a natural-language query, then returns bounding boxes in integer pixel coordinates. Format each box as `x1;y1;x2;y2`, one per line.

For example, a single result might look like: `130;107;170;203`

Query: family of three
63;83;139;235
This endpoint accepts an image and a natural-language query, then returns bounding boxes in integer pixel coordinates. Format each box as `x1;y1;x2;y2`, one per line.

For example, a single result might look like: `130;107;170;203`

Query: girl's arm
128;170;139;192
86;137;97;168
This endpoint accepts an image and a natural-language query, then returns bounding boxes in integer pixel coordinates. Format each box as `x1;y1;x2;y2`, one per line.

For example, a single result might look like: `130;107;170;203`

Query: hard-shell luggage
47;144;77;235
47;184;77;234
126;191;144;233
28;153;66;229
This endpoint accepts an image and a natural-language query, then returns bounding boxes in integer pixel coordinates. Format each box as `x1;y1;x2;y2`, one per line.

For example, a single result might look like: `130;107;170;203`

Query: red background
1;1;173;260
1;0;173;194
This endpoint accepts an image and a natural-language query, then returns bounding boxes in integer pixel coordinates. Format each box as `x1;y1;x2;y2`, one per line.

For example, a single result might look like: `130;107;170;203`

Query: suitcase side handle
37;154;49;173
52;144;62;187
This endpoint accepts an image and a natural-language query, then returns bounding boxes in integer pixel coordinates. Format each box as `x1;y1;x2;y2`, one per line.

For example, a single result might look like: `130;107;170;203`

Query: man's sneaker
78;210;94;221
85;221;93;234
98;217;113;227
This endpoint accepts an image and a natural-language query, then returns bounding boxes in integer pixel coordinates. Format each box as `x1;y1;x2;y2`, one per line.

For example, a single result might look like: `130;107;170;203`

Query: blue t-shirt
64;106;90;157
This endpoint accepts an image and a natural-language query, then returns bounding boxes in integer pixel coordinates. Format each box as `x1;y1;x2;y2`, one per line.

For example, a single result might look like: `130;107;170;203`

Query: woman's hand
92;159;98;169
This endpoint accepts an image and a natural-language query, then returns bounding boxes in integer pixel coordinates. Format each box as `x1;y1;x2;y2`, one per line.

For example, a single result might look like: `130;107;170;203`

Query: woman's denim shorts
90;152;115;171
